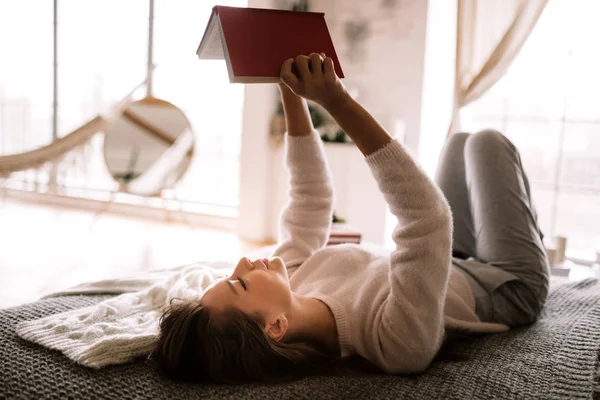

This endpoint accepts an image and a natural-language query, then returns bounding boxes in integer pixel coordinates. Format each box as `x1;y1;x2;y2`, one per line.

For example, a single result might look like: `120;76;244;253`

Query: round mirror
103;97;194;196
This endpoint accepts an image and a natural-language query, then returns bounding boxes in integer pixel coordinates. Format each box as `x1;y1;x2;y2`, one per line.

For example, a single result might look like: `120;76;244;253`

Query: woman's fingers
287;53;326;82
281;58;295;76
280;58;300;92
323;57;335;79
282;53;343;106
294;55;311;80
309;53;324;76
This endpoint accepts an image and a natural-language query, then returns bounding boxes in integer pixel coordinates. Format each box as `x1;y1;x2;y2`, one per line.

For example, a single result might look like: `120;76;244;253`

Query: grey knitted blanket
1;278;599;400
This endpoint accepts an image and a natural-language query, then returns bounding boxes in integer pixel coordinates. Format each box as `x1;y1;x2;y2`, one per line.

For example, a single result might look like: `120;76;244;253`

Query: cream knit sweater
16;131;509;372
274;131;509;373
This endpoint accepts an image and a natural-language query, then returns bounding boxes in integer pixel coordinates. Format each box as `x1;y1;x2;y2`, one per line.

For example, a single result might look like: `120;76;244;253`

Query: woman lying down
150;53;550;383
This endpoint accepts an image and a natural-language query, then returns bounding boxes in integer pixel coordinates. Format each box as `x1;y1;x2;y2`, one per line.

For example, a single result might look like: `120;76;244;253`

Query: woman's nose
236;257;254;271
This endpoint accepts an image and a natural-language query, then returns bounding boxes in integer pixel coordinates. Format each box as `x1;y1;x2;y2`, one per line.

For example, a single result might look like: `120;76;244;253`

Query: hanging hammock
125;128;194;196
0;116;106;176
0;80;144;177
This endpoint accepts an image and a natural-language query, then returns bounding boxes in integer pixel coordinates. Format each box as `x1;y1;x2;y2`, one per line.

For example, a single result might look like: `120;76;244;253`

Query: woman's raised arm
271;75;335;268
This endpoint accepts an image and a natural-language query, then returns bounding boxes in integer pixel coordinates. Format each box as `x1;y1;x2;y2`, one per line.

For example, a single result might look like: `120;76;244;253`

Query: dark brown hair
149;298;329;383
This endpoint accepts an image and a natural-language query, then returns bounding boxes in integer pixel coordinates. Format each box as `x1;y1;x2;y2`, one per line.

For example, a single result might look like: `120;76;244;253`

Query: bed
1;275;599;399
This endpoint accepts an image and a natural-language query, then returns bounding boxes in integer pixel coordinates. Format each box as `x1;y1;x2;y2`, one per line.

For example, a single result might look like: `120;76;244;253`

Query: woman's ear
265;315;288;342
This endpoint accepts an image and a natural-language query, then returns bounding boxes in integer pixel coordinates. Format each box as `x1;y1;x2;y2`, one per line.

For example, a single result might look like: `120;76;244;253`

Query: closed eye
238;277;247;291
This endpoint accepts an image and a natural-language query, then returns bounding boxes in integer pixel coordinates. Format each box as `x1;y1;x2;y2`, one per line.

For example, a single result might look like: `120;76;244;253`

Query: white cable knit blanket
16;261;234;368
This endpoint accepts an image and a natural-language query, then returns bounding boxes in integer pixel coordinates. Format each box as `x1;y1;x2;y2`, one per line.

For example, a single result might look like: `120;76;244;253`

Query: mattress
1;279;599;399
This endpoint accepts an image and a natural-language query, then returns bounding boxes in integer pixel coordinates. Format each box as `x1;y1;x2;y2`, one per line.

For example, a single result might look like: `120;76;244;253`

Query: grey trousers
435;130;550;328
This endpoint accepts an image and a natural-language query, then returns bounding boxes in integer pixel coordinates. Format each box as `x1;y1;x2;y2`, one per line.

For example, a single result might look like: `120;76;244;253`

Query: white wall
237;79;279;242
237;0;279;242
384;0;458;248
312;0;429;153
238;0;433;244
270;142;388;244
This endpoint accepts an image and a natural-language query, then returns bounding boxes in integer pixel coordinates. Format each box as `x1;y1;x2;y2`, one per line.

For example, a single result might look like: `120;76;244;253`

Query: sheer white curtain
461;0;600;256
450;0;548;133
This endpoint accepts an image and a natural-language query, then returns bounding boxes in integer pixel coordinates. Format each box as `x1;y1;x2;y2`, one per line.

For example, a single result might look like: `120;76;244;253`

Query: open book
196;5;344;84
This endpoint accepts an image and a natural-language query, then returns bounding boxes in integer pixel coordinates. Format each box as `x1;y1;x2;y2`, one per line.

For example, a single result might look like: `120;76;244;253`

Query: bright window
0;0;246;212
0;1;54;153
462;0;600;258
153;0;246;208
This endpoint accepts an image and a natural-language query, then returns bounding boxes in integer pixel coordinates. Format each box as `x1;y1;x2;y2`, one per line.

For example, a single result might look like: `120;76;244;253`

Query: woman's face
201;257;292;323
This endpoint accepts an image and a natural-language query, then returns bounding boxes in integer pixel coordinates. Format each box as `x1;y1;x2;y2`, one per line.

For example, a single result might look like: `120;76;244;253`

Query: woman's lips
261;258;269;269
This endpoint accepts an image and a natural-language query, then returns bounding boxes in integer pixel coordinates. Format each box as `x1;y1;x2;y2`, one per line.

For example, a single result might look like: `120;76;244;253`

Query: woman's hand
282;54;392;156
277;81;296;97
280;53;349;112
278;72;313;137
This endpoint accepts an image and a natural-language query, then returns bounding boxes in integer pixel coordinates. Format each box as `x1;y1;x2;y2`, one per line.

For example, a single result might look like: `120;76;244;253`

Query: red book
327;223;361;246
196;5;344;84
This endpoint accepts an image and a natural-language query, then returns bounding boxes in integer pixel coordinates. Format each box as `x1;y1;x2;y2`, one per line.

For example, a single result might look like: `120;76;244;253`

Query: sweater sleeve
271;131;335;267
365;139;453;373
